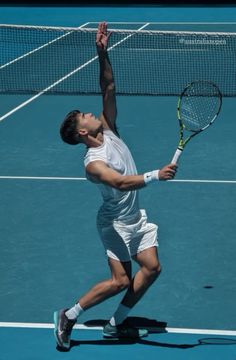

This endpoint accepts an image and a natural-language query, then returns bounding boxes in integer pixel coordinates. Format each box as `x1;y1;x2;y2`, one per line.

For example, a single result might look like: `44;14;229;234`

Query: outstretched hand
96;21;112;51
159;164;177;180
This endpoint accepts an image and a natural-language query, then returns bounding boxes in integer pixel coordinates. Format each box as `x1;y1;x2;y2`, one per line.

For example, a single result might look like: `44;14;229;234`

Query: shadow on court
84;316;168;333
57;337;236;353
56;316;236;352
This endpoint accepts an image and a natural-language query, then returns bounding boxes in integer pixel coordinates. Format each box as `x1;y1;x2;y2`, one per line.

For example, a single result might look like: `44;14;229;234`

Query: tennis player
54;21;177;350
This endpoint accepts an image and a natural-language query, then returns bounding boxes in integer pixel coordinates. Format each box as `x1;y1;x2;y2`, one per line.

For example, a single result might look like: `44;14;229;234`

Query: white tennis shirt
84;129;140;224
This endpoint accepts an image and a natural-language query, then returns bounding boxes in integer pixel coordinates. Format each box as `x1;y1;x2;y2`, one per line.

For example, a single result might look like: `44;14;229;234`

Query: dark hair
60;110;81;145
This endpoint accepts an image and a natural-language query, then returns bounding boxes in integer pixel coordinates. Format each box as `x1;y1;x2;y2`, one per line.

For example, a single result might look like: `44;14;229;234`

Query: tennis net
0;24;236;96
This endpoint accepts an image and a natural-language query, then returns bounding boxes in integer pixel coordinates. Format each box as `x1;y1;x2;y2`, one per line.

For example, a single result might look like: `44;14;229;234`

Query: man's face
76;112;102;136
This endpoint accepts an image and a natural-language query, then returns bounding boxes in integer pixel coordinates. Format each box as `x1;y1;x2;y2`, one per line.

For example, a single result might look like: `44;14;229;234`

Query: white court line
0;22;89;123
0;176;235;184
0;22;89;121
171;179;236;184
0;25;89;70
128;49;207;52
0;321;236;336
0;23;149;123
0;176;87;181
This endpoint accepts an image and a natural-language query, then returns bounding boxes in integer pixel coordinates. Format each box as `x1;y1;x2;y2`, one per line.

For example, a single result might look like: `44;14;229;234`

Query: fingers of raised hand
98;21;107;35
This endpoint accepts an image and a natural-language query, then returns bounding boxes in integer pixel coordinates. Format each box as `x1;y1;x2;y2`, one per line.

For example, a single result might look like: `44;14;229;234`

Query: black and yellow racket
171;80;222;164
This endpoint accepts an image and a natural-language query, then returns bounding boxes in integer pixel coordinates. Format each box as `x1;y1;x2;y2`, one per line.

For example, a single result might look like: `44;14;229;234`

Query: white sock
65;302;84;320
109;304;131;326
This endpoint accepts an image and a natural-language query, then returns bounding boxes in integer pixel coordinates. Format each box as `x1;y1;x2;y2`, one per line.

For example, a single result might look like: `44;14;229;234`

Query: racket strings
180;81;221;132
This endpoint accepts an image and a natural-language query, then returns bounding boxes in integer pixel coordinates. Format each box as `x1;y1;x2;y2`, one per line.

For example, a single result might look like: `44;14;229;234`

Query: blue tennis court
0;5;236;360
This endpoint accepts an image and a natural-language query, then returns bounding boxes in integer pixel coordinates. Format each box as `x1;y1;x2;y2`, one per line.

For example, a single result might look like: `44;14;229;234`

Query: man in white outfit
54;22;177;350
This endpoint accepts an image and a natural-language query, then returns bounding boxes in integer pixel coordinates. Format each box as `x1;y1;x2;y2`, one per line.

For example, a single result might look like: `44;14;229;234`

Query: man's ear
78;128;88;136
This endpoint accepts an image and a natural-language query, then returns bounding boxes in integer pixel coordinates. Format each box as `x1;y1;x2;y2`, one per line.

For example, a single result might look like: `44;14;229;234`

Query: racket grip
171;148;182;164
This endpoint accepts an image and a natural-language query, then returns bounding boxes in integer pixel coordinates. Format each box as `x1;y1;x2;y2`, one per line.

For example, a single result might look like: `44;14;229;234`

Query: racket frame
171;80;222;164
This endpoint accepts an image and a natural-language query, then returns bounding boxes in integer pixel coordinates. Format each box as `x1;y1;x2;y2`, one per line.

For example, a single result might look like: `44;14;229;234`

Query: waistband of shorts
97;209;145;227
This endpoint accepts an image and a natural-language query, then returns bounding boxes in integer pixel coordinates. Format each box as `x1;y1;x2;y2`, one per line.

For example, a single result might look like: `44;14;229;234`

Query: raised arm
96;22;118;135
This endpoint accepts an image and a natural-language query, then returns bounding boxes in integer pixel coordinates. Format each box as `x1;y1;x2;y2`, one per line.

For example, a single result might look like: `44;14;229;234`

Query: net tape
0;24;235;96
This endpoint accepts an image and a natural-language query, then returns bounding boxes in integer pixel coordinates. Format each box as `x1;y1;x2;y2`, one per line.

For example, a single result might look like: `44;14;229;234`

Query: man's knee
111;276;131;293
145;263;162;282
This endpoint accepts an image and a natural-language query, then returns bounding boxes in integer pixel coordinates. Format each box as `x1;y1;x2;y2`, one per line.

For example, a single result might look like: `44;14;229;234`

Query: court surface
0;5;236;360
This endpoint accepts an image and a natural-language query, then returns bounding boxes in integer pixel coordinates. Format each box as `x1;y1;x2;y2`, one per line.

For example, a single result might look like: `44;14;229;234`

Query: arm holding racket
158;164;177;181
86;161;177;191
143;164;177;185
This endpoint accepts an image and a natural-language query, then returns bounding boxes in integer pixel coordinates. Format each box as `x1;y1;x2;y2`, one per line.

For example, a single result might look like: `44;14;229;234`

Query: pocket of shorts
140;209;147;216
140;209;147;222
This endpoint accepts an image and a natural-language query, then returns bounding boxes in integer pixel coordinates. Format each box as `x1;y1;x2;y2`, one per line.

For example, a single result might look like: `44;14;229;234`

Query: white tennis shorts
97;209;158;262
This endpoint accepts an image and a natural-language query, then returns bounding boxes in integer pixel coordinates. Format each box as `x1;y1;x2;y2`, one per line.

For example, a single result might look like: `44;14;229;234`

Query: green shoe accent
103;322;148;339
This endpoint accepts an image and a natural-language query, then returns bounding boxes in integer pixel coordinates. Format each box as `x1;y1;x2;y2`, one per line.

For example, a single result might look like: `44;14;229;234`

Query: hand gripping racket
171;80;222;164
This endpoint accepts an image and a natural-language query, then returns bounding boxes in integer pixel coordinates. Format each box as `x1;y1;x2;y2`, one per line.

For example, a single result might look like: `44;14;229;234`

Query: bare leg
120;246;161;308
78;258;132;310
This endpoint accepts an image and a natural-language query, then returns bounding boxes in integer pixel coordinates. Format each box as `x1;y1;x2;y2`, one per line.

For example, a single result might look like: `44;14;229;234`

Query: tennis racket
171;80;222;164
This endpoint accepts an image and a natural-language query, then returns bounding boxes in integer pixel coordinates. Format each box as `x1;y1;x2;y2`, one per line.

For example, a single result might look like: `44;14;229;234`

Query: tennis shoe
103;322;148;339
54;309;76;349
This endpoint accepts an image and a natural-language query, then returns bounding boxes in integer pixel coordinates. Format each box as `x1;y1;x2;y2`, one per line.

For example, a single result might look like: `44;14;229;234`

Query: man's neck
86;131;104;148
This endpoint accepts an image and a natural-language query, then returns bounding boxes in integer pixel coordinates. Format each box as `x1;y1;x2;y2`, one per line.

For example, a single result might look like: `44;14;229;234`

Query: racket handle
171;148;182;164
